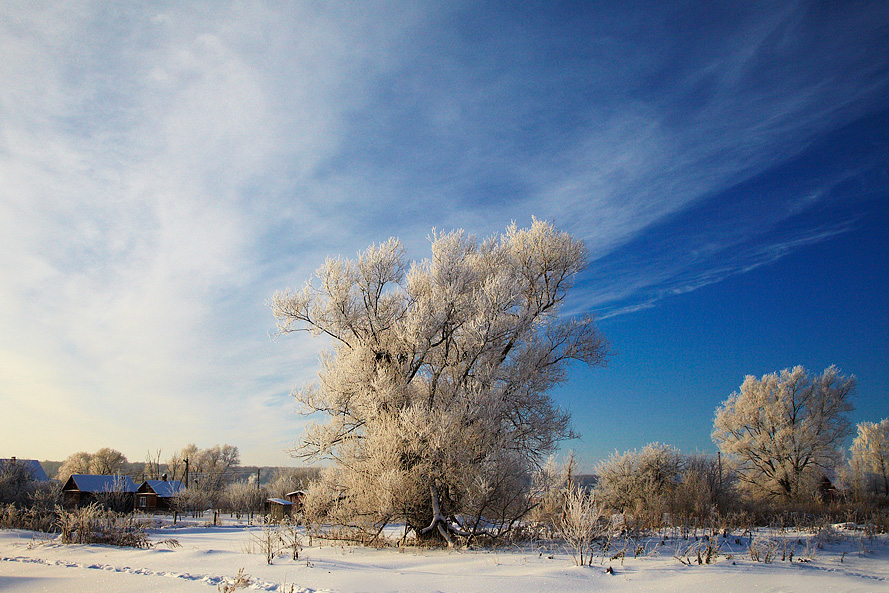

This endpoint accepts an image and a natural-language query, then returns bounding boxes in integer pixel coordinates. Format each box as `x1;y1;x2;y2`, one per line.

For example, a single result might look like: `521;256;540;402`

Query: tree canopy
57;448;128;482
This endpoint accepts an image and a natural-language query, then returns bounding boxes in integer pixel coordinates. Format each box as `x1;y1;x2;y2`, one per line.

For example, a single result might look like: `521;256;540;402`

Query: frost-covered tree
850;419;889;497
89;447;128;476
712;366;855;501
0;460;40;506
192;444;240;493
177;486;212;517
266;467;318;499
271;220;607;543
594;443;682;517
166;444;198;484
673;453;736;516
58;448;134;482
558;482;603;566
224;480;265;519
166;444;239;494
143;449;163;481
57;451;92;482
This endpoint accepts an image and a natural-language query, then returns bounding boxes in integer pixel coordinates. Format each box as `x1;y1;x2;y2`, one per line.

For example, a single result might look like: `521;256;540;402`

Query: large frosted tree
271;220;607;542
712;366;855;501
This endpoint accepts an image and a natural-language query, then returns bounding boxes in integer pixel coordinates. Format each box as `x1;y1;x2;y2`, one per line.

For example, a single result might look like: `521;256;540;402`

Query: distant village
0;451;318;522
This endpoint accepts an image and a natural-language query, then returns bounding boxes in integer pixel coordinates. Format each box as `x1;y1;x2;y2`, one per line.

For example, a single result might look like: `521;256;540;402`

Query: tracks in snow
0;555;327;592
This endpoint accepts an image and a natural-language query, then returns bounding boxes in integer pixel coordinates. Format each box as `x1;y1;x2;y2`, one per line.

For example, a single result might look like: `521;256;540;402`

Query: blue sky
1;2;887;470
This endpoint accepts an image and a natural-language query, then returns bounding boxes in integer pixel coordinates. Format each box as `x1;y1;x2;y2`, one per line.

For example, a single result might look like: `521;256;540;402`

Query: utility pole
185;457;189;488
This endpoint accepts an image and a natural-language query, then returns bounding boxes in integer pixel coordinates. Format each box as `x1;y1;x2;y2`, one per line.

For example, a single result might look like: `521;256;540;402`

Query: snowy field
2;520;888;593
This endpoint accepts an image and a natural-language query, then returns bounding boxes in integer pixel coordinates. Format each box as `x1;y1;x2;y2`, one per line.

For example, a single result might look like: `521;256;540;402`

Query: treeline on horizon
36;459;320;488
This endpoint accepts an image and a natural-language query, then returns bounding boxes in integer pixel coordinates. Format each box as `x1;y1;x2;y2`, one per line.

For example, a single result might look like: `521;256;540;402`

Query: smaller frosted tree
712;366;855;501
673;453;734;517
166;444;198;484
167;443;240;496
57;448;130;481
57;452;92;482
224;481;265;520
0;460;44;505
850;419;889;497
193;444;240;493
89;448;128;476
558;483;602;566
594;443;682;520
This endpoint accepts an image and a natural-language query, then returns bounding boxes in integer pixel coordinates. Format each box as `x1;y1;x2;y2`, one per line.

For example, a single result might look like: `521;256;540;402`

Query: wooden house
135;479;184;512
0;458;49;482
62;474;137;510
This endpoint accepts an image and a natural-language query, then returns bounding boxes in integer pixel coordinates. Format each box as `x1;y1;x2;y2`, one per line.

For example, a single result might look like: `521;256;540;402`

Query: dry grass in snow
1;519;888;593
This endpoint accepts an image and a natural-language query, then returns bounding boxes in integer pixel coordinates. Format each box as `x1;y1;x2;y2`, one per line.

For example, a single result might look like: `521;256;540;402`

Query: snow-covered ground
2;520;887;592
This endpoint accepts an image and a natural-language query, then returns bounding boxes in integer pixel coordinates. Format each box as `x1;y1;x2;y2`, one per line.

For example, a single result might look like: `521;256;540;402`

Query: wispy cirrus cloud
1;2;886;464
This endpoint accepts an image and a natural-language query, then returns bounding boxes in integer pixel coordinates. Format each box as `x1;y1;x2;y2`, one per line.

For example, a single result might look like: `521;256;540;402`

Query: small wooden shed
285;490;306;512
265;497;293;521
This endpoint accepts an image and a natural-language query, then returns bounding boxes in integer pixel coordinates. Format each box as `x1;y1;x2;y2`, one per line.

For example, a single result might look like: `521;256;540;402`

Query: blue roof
142;480;183;497
0;459;49;482
267;497;292;506
67;474;137;493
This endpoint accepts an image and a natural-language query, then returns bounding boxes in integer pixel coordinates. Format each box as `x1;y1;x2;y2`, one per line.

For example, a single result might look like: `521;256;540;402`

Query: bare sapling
252;516;284;564
558;483;603;566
